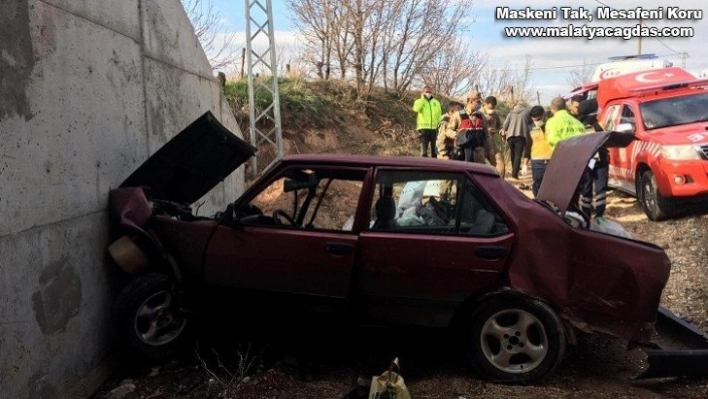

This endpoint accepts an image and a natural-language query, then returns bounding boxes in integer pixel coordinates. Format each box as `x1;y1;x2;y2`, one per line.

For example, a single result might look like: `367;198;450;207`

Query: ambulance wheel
464;296;565;384
639;171;675;221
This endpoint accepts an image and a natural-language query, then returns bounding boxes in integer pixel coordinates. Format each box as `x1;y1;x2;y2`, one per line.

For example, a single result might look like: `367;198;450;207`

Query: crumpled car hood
536;131;634;214
119;111;256;204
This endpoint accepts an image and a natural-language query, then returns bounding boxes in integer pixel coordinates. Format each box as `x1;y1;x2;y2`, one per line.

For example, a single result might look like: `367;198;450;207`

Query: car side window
244;167;365;231
458;179;509;236
369;171;460;234
368;170;508;236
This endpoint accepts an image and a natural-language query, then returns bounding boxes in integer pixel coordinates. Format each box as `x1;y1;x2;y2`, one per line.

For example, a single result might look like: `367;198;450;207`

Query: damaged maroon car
108;111;673;384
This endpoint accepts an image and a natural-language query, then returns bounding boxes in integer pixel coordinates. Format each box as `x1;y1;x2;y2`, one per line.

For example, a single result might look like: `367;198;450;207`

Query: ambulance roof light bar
608;54;658;61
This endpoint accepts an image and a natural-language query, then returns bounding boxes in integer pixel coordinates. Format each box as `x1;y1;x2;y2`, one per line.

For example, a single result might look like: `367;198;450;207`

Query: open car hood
119;111;256;204
536;131;634;214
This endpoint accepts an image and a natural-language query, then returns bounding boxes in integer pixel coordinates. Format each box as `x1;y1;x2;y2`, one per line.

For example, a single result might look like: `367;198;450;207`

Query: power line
489;53;675;73
592;0;685;56
493;61;604;72
654;36;682;56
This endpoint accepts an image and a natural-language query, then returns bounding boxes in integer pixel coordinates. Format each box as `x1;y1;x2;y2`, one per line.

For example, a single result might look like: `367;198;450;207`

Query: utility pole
637;18;643;55
245;0;283;176
678;52;690;69
536;91;540;105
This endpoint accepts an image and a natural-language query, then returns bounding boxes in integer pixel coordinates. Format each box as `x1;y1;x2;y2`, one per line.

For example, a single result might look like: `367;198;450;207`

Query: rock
148;366;161;377
178;377;200;394
105;383;136;399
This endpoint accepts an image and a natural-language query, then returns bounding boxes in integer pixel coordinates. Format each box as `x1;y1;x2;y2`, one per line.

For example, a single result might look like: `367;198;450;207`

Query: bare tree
513;55;535;102
385;0;475;95
566;59;594;89
285;0;338;79
286;0;476;96
330;6;355;79
476;66;515;101
182;0;240;71
345;0;372;94
421;37;485;97
477;54;535;104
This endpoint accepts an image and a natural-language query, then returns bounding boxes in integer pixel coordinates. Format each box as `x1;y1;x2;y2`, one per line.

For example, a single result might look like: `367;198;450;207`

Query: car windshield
640;91;708;130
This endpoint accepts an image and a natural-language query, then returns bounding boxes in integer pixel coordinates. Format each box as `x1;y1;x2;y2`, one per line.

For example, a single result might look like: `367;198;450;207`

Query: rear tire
639;171;675;221
115;273;191;359
464;296;565;384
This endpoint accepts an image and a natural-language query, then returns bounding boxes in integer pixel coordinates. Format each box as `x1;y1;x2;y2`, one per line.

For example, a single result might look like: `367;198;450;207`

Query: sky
206;0;708;105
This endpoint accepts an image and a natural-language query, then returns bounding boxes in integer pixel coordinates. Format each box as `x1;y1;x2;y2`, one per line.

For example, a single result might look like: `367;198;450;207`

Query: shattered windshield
641;92;708;130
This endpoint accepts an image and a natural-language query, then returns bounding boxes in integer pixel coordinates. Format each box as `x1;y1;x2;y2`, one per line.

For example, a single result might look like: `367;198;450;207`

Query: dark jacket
577;98;601;131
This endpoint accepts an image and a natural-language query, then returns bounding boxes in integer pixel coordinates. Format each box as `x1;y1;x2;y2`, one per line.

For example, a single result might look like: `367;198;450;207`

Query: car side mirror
284;174;318;192
216;203;239;227
615;122;635;134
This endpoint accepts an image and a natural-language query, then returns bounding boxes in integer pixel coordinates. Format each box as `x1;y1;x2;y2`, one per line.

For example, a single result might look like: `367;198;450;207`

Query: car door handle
474;246;510;260
325;242;355;256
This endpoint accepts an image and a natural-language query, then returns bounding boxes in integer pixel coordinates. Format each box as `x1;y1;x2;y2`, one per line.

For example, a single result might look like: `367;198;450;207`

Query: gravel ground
93;185;708;399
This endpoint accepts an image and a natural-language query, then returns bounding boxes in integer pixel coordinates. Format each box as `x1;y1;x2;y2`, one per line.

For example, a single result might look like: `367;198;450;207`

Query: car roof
278;154;501;176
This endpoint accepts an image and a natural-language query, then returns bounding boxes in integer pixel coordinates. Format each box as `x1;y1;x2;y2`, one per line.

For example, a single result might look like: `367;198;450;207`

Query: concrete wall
0;1;244;397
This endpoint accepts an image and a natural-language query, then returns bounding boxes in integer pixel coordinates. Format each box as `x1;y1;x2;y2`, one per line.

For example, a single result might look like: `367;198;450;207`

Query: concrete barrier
0;0;244;396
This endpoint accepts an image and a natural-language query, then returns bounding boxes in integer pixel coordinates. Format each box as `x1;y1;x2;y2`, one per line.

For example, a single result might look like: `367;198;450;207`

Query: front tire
639;171;675;221
115;273;190;359
464;296;566;384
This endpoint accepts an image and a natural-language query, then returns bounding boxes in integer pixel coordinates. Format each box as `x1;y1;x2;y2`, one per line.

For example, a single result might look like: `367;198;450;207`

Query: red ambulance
595;67;708;220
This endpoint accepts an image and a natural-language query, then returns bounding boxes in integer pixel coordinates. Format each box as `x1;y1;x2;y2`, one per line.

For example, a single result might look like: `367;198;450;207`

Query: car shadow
194;316;471;384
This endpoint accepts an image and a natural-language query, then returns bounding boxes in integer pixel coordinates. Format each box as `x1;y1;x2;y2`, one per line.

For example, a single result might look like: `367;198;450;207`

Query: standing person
452;106;485;163
577;99;609;220
501;99;531;180
468;111;488;164
546;96;587;211
449;92;489;164
568;94;583;117
437;102;462;201
546;96;586;148
436;102;462;160
412;85;443;157
528;106;553;197
466;91;496;166
482;96;506;177
577;98;601;131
